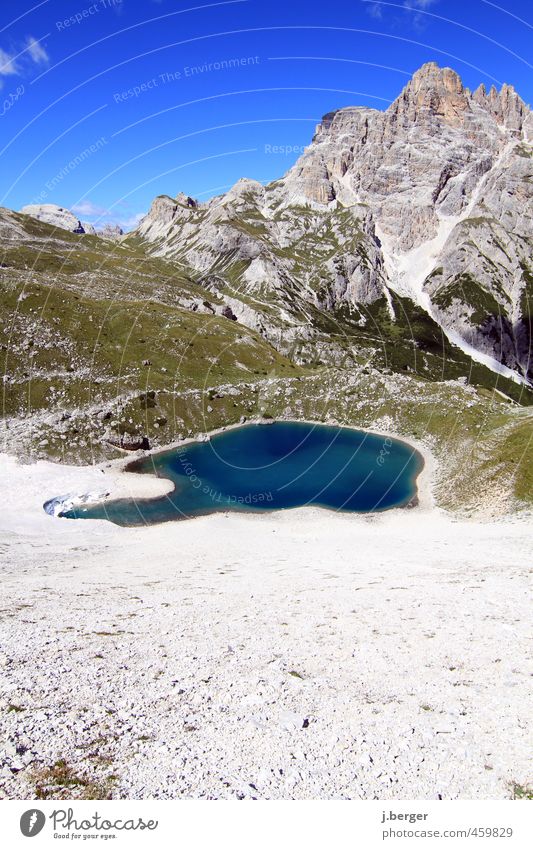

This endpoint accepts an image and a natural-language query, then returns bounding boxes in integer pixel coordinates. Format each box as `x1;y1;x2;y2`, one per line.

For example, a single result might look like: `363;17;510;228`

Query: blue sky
0;0;531;229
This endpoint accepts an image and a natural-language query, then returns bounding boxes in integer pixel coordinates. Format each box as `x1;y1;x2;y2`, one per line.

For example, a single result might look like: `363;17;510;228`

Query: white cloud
364;0;439;22
0;48;18;77
116;211;145;231
402;0;439;30
26;36;49;66
72;203;145;232
403;0;438;9
72;200;111;217
366;3;383;17
0;34;49;85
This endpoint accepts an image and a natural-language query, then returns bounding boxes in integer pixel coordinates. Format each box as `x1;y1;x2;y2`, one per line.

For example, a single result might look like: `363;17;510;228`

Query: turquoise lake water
56;421;423;526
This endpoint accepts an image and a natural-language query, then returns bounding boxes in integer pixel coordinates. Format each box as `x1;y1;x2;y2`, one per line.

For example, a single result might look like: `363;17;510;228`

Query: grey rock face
279;63;529;251
132;62;532;379
20;204;87;233
426;142;532;377
97;223;124;241
135;179;388;343
20;204;126;242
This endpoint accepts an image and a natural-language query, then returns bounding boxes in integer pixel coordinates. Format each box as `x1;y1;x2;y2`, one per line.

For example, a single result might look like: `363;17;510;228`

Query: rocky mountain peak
215;177;265;206
386;63;528;134
390;61;470;127
175;192;198;208
411;60;464;91
496;83;528;131
98;222;124;241
20;203;125;240
472;80;527;132
21;203;86;234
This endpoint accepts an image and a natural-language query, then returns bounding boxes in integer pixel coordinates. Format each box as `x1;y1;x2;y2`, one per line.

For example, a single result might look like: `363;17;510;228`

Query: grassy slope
0;212;299;459
0;279;298;459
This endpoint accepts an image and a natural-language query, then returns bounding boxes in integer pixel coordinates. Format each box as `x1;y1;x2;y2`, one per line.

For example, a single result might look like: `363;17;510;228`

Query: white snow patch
43;490;110;517
444;329;529;385
377;215;458;312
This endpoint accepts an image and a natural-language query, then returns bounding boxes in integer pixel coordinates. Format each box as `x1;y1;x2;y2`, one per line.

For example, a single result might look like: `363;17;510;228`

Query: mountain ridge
129;62;531;383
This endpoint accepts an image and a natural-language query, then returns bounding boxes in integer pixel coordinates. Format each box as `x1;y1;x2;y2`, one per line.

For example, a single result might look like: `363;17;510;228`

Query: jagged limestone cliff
133;62;532;381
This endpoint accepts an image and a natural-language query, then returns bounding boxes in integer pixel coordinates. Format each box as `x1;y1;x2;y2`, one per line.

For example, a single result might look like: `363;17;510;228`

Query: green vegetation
519;261;533;319
0;277;297;459
433;272;504;326
510;783;533;800
33;758;116;800
316;293;531;406
514;144;532;159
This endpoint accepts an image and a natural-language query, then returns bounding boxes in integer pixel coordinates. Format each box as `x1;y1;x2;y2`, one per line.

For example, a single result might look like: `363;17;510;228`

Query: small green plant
510;783;533;800
33;759;117;800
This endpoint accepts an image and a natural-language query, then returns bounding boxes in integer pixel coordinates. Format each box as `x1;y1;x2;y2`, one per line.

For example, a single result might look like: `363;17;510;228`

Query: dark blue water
58;422;423;526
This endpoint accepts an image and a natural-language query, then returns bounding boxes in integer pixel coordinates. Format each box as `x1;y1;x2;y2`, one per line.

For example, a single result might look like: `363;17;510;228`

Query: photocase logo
20;809;46;837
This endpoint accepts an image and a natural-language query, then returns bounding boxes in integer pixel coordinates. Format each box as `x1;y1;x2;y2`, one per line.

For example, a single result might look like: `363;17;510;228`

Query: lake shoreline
48;417;435;523
0;422;530;800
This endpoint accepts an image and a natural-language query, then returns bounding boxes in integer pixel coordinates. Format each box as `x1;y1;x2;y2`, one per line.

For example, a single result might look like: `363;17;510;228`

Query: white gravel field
0;450;531;800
